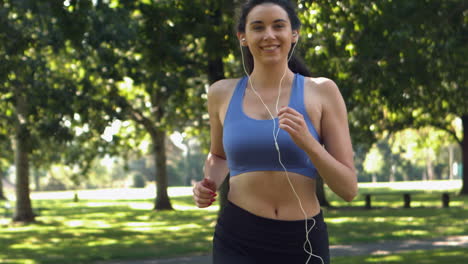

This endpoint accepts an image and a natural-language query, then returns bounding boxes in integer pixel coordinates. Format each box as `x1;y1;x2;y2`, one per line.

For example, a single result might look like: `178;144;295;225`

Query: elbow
341;178;358;202
343;170;358;202
342;188;358;202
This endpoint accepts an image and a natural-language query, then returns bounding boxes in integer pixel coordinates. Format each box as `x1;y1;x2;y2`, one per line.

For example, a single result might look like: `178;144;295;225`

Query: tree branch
117;93;158;136
432;123;462;146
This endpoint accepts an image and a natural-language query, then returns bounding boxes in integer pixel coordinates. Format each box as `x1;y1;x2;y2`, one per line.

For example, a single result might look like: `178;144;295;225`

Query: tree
300;0;467;193
363;144;384;182
73;0;231;210
0;0;83;222
0;0;124;222
0;138;12;200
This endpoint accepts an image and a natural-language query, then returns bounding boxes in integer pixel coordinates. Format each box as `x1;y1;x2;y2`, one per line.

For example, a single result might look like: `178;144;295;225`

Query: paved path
97;235;468;264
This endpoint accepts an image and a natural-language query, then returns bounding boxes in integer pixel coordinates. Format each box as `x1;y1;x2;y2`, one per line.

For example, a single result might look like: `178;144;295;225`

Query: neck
250;60;294;90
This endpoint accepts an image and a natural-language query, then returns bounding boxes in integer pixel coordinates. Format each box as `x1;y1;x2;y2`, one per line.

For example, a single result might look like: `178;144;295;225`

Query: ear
237;32;247;46
292;30;300;43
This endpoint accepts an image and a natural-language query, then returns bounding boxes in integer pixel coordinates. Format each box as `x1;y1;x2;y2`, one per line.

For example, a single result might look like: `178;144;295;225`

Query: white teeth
263;46;278;51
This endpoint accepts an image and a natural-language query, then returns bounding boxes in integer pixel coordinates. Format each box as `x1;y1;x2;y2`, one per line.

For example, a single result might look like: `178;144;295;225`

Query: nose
263;26;276;41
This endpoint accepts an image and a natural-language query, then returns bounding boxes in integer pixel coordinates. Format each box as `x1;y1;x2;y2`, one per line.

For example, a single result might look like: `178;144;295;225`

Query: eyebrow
249;19;288;25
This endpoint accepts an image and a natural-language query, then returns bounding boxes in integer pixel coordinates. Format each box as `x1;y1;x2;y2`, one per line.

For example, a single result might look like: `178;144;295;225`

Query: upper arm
207;80;227;158
320;79;355;171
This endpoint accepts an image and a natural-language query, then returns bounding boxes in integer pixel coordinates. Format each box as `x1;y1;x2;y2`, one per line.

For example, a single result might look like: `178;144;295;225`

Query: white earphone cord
240;35;324;264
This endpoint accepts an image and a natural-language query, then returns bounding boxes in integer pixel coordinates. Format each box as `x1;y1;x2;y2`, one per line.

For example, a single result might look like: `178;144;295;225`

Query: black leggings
213;201;330;264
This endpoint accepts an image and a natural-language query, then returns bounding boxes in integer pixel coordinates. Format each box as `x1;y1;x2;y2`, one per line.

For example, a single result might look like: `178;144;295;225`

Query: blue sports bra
222;73;321;179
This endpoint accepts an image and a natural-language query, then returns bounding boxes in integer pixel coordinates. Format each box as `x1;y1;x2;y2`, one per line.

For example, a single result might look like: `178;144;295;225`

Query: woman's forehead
246;3;290;24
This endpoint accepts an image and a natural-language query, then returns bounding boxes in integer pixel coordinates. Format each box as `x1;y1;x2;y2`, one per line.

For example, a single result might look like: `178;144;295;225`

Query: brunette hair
237;0;311;76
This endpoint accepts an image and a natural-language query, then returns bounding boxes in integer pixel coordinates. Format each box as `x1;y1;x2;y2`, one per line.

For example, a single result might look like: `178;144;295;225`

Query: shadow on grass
325;204;468;245
1;196;217;264
1;194;466;264
333;248;468;264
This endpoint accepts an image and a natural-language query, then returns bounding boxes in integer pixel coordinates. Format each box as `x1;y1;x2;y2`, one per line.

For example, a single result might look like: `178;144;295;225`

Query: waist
228;171;320;221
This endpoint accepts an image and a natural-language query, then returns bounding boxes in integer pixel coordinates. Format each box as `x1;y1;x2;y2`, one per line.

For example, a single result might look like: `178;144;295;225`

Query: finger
194;184;216;199
279;123;294;133
194;196;216;207
278;106;289;116
278;106;300;116
202;178;217;193
279;113;303;124
197;201;215;208
279;118;301;130
193;191;217;207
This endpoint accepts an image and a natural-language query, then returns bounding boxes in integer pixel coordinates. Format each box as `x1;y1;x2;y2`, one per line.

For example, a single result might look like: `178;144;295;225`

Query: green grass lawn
0;180;467;264
333;248;468;264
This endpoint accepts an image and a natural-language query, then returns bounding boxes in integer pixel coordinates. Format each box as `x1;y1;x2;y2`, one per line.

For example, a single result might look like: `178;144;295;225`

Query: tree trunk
460;115;468;195
402;173;408;182
449;144;454;180
427;155;434;181
185;143;192;186
0;170;6;200
13;87;35;222
34;169;41;191
152;129;173;210
316;176;330;207
389;164;396;182
13;130;34;222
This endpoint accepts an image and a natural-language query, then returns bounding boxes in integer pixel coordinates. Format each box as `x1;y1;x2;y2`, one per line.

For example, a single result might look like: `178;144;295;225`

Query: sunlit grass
0;181;466;263
1;195;218;264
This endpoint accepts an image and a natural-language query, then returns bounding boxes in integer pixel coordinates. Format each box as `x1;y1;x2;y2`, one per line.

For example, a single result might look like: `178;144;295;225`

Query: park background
0;0;467;263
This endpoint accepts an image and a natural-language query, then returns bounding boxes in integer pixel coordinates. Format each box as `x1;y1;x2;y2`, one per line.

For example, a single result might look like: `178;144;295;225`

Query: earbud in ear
241;38;246;42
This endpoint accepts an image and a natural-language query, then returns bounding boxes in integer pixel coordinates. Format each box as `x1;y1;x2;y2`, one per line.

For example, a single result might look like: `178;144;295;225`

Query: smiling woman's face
242;3;297;66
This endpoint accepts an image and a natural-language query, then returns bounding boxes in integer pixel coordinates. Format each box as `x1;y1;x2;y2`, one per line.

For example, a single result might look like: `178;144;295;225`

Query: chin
259;56;284;66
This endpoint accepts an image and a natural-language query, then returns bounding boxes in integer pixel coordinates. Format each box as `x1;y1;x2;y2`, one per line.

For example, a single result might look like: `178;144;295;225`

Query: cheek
247;34;262;45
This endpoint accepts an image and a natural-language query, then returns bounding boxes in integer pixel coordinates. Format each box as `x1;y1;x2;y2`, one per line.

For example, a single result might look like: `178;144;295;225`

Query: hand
278;106;315;150
192;178;217;208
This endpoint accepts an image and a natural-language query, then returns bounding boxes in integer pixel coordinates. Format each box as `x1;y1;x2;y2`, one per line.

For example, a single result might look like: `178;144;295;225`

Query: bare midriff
228;171;320;221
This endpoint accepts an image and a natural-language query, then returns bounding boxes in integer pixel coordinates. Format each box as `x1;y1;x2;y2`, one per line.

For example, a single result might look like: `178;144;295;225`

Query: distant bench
363;192;451;209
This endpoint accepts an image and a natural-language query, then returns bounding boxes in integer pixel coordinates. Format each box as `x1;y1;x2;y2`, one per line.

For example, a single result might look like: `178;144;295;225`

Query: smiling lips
261;45;280;52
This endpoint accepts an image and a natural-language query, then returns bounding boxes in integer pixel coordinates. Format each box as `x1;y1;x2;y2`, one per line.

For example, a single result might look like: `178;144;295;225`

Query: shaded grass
1;196;218;264
324;206;468;245
333;248;468;264
0;182;467;264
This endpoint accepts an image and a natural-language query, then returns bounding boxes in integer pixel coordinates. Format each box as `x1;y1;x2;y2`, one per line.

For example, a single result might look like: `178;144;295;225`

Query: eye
252;26;264;31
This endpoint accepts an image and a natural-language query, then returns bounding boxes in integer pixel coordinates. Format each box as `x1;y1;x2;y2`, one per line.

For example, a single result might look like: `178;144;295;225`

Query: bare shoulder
305;77;345;111
208;78;240;98
305;77;341;98
207;78;242;118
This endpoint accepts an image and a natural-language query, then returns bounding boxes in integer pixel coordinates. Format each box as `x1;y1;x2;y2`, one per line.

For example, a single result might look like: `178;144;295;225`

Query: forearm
306;140;357;202
204;153;229;190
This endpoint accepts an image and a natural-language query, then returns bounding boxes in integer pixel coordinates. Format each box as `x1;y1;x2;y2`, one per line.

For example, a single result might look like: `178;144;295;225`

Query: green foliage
299;0;467;145
357;127;461;182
